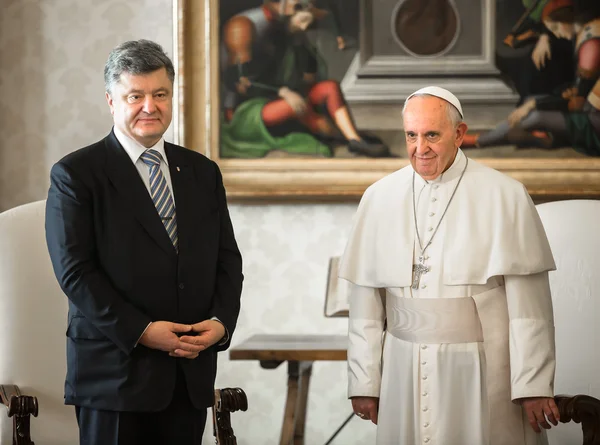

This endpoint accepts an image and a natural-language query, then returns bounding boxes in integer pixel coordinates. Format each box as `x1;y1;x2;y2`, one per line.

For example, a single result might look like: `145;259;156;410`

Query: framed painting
174;0;600;200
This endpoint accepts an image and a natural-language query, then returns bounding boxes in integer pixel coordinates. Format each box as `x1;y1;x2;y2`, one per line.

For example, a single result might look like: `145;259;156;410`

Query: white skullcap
405;86;463;119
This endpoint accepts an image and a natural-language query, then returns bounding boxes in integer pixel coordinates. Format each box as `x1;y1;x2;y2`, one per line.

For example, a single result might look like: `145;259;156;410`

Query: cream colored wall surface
220;203;374;445
0;1;373;443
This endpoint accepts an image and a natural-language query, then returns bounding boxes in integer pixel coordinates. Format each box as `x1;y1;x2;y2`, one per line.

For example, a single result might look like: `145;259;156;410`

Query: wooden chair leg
0;385;39;445
213;388;248;445
555;394;600;445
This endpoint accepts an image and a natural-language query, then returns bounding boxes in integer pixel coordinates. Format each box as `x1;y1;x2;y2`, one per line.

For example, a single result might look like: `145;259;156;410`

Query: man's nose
142;96;157;113
415;136;428;153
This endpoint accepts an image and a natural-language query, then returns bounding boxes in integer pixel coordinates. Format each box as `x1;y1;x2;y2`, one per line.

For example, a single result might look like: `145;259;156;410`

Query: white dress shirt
113;126;174;195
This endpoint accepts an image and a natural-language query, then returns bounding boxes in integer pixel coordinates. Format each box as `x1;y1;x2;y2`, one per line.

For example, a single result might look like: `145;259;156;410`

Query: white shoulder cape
339;155;556;287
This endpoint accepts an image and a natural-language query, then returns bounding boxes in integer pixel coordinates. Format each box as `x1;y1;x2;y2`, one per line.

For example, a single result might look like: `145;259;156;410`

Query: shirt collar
414;149;466;187
113;126;168;166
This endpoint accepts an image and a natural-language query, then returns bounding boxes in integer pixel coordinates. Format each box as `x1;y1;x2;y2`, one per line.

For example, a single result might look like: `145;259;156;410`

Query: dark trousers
76;366;208;445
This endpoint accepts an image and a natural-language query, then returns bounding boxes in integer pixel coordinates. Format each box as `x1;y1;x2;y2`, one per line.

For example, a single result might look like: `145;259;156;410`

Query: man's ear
455;121;468;147
105;91;115;115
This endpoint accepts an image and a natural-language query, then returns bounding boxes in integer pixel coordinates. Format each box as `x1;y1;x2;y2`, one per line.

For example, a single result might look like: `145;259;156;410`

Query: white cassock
339;150;556;445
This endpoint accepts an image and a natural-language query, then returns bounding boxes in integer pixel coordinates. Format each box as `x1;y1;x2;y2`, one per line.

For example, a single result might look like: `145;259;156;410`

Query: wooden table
230;334;348;445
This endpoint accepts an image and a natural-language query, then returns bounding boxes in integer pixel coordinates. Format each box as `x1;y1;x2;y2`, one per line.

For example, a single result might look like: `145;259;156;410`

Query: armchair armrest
0;385;38;445
212;387;248;445
555;394;600;445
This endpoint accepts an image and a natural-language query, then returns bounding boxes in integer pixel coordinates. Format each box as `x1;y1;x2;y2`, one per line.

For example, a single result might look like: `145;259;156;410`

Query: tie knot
140;149;162;167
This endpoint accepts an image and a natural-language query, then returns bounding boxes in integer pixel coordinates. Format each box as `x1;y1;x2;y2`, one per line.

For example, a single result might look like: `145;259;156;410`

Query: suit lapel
104;131;176;257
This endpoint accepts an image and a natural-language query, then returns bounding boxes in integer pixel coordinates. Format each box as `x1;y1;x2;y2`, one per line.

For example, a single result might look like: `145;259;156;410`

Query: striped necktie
140;149;178;251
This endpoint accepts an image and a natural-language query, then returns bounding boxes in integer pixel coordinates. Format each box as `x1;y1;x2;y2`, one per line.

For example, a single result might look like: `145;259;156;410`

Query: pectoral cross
412;257;429;290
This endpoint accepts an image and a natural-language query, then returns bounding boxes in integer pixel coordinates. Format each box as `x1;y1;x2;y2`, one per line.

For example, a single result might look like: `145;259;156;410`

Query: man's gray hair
104;39;175;93
402;93;463;127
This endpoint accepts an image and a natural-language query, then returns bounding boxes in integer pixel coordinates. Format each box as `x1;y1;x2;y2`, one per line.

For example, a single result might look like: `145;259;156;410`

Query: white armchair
0;200;78;444
536;199;600;445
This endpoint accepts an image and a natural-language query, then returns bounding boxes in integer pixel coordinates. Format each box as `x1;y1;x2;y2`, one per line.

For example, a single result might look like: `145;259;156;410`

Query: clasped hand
139;320;225;359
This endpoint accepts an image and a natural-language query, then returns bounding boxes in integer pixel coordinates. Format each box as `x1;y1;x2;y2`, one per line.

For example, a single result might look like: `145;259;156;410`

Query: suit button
179;283;185;289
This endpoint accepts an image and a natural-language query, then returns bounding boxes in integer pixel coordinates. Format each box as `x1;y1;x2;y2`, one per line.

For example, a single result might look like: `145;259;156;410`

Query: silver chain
412;157;469;259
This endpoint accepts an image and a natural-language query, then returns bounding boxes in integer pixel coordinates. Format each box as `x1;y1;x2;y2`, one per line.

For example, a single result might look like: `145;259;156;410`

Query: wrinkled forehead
113;68;172;91
403;97;453;128
404;96;450;117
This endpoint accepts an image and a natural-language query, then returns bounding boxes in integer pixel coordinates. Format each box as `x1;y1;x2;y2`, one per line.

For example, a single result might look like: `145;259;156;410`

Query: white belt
386;296;484;344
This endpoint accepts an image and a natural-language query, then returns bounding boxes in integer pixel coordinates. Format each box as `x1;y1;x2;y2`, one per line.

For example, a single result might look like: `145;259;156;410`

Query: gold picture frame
174;0;600;201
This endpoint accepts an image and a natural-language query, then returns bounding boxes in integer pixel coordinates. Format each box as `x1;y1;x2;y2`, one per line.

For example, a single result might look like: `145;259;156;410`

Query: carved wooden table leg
276;361;313;445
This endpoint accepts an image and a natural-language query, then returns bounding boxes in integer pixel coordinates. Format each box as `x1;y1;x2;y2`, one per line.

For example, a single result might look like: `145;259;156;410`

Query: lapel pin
176;166;180;172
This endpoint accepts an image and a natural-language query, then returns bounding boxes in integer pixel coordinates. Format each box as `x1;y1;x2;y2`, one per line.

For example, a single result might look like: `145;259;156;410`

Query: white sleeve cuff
135;322;153;347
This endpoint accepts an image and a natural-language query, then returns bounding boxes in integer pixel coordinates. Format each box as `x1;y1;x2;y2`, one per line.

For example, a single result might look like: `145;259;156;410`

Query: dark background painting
218;0;600;159
496;0;574;103
219;0;360;84
218;0;365;159
220;0;567;96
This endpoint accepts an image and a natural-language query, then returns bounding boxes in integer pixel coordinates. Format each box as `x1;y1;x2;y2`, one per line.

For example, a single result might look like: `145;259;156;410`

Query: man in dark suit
45;39;243;445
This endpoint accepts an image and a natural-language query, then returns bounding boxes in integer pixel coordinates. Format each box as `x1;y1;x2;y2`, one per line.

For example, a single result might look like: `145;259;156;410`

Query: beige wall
0;1;371;443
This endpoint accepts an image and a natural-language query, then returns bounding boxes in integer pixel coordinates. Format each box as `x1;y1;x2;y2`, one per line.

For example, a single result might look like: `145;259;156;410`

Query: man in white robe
339;86;559;445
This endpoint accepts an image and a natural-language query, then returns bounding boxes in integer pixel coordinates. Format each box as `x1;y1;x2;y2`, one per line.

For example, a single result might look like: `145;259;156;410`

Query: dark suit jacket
45;130;243;411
